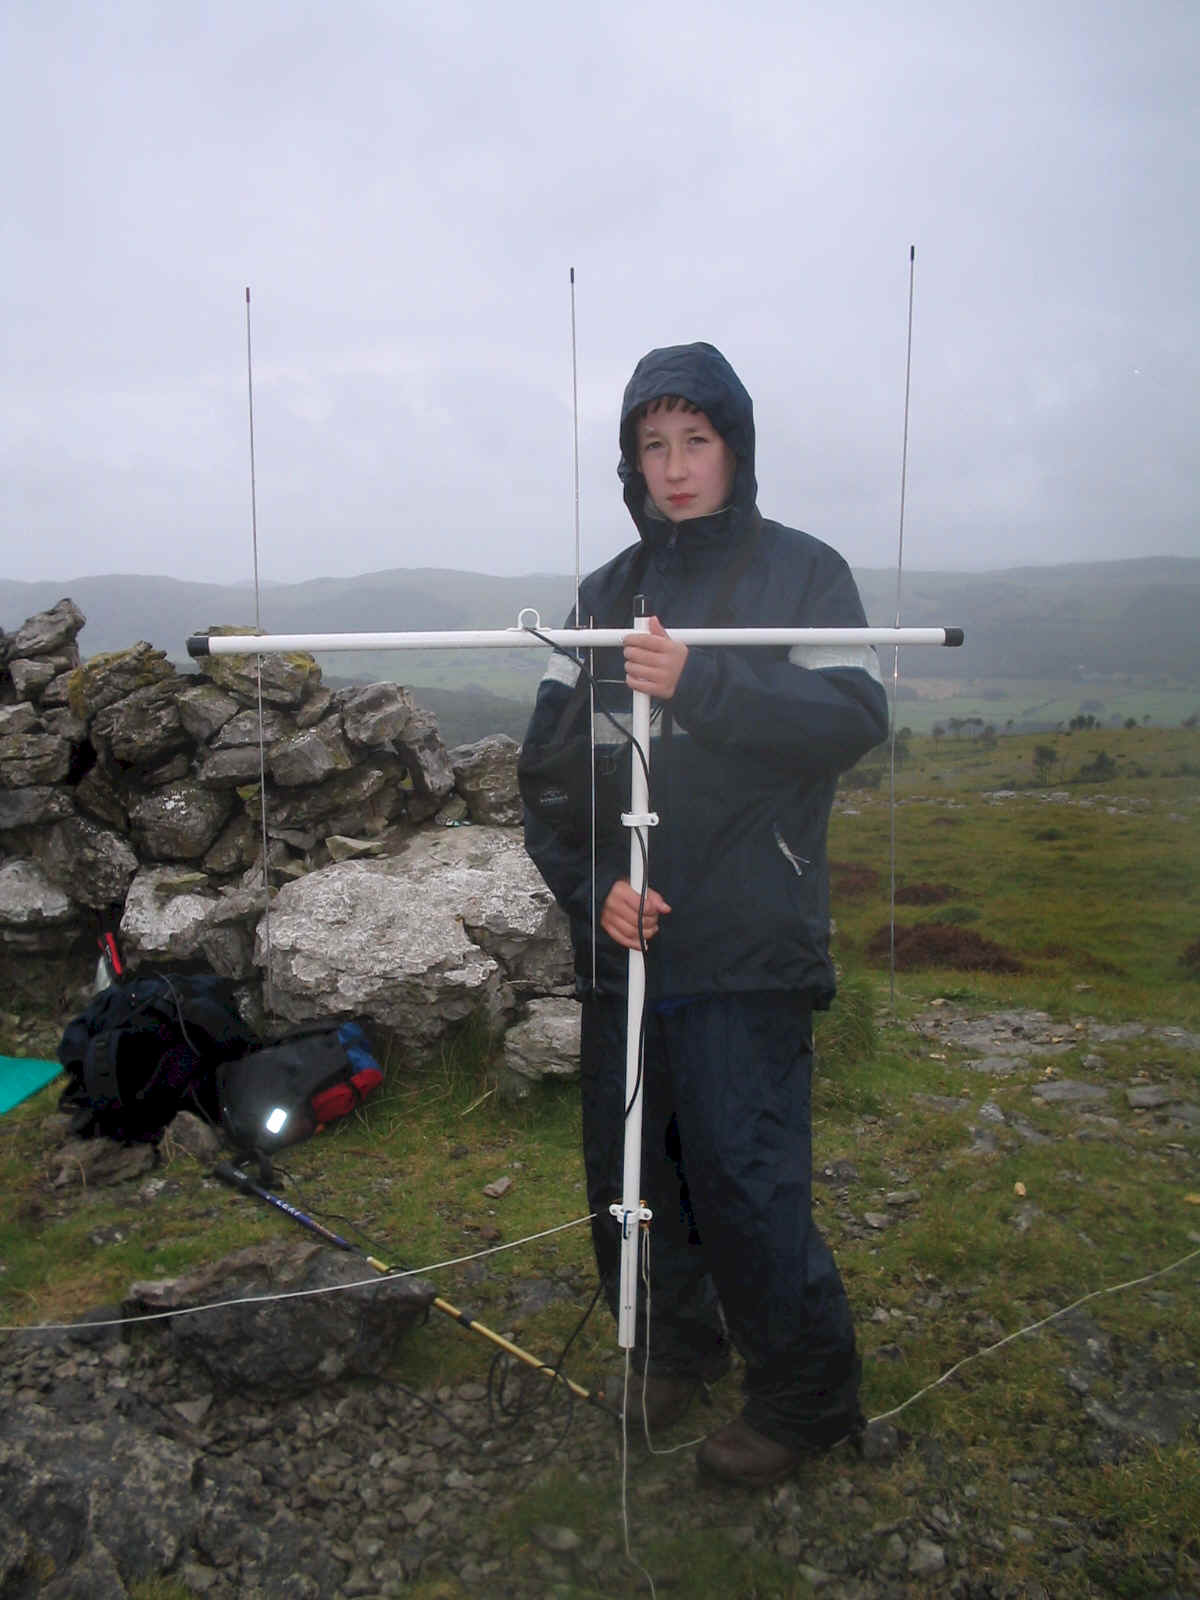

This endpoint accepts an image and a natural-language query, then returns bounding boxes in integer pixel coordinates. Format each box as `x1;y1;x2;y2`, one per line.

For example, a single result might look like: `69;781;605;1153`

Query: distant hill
853;557;1200;682
3;558;1197;732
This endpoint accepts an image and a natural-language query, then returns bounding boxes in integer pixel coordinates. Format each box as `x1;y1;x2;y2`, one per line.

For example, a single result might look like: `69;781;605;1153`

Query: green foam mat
0;1057;63;1116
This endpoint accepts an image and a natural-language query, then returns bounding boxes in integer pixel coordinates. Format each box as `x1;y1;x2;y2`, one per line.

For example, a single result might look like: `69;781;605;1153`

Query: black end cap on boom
944;628;964;647
186;635;211;658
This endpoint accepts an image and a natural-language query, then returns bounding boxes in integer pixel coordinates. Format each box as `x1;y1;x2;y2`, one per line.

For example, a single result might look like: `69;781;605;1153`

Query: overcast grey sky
3;0;1196;589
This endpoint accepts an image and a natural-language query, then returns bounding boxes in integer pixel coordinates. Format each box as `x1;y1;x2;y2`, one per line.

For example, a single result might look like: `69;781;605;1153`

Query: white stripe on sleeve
787;643;884;685
541;653;582;688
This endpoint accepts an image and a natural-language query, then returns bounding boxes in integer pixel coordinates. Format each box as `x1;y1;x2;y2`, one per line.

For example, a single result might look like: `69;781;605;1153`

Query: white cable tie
620;811;658;828
609;1201;653;1241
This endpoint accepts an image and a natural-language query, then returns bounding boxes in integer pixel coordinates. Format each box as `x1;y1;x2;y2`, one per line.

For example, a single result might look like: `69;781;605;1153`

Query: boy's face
636;405;736;524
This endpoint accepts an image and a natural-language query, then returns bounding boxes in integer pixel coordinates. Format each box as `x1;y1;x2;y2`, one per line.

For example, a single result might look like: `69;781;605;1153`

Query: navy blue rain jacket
522;342;888;1006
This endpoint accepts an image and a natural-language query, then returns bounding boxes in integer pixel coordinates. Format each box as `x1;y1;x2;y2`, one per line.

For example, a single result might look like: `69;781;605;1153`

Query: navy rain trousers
581;989;860;1448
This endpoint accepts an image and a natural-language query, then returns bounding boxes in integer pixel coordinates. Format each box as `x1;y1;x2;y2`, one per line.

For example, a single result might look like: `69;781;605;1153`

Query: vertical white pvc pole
613;612;654;1348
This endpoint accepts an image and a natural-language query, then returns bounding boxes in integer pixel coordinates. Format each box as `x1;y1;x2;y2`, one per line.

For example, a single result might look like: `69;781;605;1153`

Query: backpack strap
83;1031;122;1107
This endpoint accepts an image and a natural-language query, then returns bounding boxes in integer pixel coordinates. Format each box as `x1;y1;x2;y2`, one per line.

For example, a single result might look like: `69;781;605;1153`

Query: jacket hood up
617;342;759;540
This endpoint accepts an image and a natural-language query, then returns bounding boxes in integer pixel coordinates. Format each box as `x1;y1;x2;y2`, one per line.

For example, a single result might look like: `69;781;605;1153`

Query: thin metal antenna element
568;269;599;993
569;267;582;623
245;286;273;1014
246;288;263;633
889;246;916;1012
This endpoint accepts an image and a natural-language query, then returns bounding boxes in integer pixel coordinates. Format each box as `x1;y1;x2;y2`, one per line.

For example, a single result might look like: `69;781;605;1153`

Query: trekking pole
211;1162;615;1416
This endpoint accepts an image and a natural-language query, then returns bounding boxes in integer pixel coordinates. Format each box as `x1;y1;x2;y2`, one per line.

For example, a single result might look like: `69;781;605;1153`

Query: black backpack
58;972;259;1144
216;1021;384;1169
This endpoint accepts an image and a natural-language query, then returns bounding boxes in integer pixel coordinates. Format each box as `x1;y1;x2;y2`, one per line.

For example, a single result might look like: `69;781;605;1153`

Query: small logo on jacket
773;825;809;878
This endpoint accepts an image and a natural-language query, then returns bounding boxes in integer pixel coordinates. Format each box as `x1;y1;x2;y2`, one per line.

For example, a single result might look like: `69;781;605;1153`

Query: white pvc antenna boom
188;624;963;656
187;612;963;1353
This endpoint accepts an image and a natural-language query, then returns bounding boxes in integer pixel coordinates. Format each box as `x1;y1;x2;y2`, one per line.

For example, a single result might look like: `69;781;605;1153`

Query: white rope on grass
0;1212;597;1335
631;1232;1199;1454
639;1231;706;1457
618;1337;661;1600
4;1212;1194;1451
868;1244;1200;1426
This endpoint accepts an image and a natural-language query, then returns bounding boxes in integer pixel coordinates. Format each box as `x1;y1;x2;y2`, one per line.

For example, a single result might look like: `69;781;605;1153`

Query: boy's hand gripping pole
611;607;656;1349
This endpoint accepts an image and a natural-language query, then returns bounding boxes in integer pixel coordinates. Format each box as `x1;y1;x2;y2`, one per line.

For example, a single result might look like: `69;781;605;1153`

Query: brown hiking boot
622;1372;702;1429
698;1418;804;1486
698;1408;864;1487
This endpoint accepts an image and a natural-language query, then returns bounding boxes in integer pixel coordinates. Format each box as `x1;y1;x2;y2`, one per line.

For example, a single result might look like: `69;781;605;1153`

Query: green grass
891;679;1200;735
831;727;1200;1026
2;725;1198;1596
487;1459;827;1598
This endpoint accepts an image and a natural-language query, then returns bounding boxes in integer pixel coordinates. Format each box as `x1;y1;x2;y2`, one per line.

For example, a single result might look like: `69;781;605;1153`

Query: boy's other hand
601;880;672;949
623;616;688;700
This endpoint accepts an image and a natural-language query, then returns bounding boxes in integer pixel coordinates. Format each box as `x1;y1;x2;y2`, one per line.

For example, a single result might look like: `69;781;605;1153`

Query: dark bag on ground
57;972;258;1144
217;1021;384;1160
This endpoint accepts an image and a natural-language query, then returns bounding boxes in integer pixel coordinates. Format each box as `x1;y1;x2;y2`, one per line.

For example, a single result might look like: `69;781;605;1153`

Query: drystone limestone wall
0;599;579;1081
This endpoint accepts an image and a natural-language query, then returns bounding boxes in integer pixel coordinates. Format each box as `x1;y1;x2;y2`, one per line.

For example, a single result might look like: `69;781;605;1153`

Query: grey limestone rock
127;1241;436;1391
0;703;40;737
0;731;72;788
50;1138;158;1189
268;722;353;787
294;683;336;728
1031;1079;1111;1106
249;760;406;835
338;680;424;747
39;705;88;742
459;846;573;996
67;641;177;719
395;707;455;821
258;839;489;1045
258;826;570;1047
119;870;261;978
0;784;75;830
5;597;86;660
37;815;140;908
139;751;192;787
6;657;59;700
90;679;189;770
500;998;581;1097
120;866;218;965
0;857;78;941
72;763;129;830
128;781;234;861
451;734;523;826
194;744;269;789
210;705;292;747
175;682;241;742
38;665;84;709
199;634;322;708
202;812;260;874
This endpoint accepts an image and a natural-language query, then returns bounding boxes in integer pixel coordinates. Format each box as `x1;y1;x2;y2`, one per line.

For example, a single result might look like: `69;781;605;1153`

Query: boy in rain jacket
522;342;889;1484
